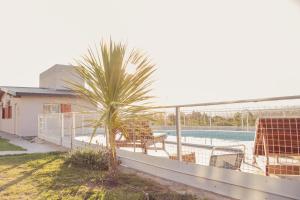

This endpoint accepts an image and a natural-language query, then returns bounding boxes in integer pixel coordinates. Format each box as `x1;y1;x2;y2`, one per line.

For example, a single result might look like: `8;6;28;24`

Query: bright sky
1;0;300;105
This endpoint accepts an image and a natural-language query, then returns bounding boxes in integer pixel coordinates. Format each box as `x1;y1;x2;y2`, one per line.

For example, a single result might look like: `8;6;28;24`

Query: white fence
38;111;300;200
38;112;104;148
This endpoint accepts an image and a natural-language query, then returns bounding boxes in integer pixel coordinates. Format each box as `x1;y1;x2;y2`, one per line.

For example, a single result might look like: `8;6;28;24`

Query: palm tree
70;40;156;174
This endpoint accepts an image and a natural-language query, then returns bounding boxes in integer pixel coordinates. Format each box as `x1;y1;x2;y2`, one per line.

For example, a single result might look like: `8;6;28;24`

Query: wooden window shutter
8;106;12;119
61;104;72;113
66;104;72;112
2;108;5;119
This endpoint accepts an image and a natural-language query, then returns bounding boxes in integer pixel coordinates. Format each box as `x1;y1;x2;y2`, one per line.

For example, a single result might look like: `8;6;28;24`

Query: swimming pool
160;130;255;141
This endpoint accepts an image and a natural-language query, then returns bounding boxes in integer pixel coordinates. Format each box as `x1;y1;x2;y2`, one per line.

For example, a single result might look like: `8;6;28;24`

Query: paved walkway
0;131;67;156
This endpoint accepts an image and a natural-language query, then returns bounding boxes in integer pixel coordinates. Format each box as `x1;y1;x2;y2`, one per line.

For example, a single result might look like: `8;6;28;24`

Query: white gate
38;112;105;148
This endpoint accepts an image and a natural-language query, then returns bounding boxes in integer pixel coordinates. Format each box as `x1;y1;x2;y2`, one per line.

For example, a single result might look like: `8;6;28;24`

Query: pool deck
75;134;268;175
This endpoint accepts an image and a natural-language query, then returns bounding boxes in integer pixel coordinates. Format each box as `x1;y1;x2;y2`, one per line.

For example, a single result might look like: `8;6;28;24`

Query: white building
0;64;94;136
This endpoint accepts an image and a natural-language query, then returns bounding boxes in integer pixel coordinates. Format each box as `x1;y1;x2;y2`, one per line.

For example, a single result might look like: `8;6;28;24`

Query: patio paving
0;131;67;156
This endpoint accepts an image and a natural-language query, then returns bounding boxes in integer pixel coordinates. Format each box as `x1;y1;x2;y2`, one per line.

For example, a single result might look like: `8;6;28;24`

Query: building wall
0;93;20;135
39;64;84;90
0;95;95;136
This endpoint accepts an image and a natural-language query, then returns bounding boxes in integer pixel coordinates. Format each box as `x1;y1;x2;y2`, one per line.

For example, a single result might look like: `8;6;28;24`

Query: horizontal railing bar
148;95;300;109
165;140;214;149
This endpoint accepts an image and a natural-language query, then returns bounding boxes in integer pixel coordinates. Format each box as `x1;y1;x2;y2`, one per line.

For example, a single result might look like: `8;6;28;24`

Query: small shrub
65;147;111;170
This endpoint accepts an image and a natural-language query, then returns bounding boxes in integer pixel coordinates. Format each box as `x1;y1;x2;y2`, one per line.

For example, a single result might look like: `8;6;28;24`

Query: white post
37;115;41;138
246;112;249;131
61;113;64;145
44;115;48;136
241;112;244;129
71;112;76;149
176;107;182;161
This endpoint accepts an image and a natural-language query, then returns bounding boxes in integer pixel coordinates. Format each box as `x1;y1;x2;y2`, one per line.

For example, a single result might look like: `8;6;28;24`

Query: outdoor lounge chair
115;120;167;154
209;145;245;170
253;117;300;176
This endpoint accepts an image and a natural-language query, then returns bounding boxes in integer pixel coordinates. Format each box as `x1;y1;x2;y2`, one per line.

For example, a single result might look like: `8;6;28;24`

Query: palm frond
69;40;157;145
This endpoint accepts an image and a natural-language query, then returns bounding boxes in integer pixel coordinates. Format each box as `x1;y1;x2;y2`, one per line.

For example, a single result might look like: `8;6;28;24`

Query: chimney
39;64;84;90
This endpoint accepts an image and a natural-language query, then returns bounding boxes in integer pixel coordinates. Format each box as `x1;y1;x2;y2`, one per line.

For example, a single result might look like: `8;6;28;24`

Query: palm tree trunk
108;127;118;176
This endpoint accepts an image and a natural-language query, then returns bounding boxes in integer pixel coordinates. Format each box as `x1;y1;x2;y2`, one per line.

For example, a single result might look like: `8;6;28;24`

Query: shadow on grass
0;152;62;175
0;153;200;199
0;156;58;192
41;160;200;200
40;160;107;199
0;163;24;174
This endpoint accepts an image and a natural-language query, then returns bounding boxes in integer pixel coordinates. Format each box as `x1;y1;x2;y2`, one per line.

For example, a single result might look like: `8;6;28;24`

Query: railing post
241;112;244;129
71;112;76;149
246;112;249;131
176;107;182;161
61;113;64;145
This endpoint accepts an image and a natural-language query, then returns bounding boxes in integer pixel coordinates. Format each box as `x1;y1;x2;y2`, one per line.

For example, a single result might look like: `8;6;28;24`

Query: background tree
70;40;156;175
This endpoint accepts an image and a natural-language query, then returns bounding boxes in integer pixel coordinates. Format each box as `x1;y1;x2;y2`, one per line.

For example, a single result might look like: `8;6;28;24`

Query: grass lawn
0;137;26;151
0;153;200;200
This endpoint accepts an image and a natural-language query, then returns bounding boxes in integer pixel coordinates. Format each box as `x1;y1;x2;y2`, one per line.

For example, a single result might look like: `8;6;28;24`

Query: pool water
161;130;255;141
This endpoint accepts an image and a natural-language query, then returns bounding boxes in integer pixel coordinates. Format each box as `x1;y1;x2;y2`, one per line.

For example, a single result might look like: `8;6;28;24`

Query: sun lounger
116;120;167;154
253;117;300;176
209;145;245;170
